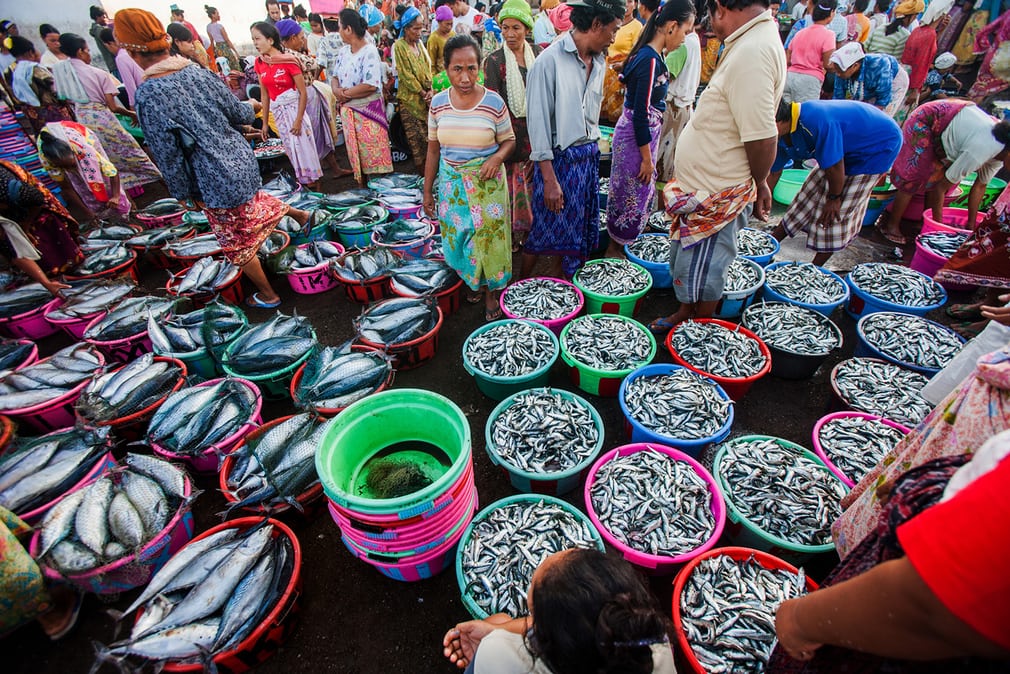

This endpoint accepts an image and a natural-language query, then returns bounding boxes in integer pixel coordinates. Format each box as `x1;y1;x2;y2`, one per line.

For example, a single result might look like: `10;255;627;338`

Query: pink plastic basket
287;242;344;294
84;313;154;364
500;277;585;336
920;207;976;236
0;297;62;339
45;310;107;340
4;348;106;434
810;411;911;488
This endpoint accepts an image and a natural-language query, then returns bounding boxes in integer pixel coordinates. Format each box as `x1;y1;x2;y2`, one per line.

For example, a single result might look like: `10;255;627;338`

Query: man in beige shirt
649;0;785;334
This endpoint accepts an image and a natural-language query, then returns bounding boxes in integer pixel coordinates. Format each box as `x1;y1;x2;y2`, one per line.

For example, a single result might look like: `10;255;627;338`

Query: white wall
3;0;109;68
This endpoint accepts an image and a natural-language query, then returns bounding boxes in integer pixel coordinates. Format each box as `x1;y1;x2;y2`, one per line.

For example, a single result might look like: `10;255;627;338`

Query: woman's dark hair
323;17;340;32
812;0;836;22
167;22;194;43
993;120;1010;148
853;0;871;13
526;550;671;674
570;5;626;31
339;8;367;37
89;5;106;21
395;4;410;18
874;0;889;11
640;0;662;13
443;34;480;68
39;24;59;39
205;5;218;18
58;33;88;59
39;133;74;165
99;27;115;45
885;13;914;35
251;21;283;50
309;12;322;24
293;4;308;19
626;0;695;64
776;98;792;123
265;0;280;8
8;36;36;58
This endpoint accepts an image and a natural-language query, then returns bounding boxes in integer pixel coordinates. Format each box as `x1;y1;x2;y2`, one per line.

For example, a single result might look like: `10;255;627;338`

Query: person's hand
125;110;138;122
443;620;496;669
41;278;71;297
981;293;1010;326
543;177;564;214
260;126;269;142
291;122;302;136
424;89;434;103
479;156;502;181
904;90;918;106
423;191;436;218
775;599;823;662
637;157;654;184
818;198;841;228
754;180;772;221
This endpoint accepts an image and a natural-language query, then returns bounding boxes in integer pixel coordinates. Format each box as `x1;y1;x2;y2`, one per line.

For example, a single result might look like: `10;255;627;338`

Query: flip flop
485;305;503;322
946;303;984;320
648;316;678;335
951;320;985;340
465;290;483;305
875;223;907;246
246;293;281;309
46;590;83;641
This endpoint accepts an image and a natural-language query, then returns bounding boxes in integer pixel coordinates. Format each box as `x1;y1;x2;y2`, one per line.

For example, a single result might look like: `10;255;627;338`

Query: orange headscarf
114;8;172;53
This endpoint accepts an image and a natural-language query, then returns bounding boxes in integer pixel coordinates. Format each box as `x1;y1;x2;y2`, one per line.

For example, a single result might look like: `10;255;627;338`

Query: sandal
485;304;503;322
874;223;907;246
951;320;986;340
648;316;678;335
246;292;281;309
42;588;83;641
946;303;984;320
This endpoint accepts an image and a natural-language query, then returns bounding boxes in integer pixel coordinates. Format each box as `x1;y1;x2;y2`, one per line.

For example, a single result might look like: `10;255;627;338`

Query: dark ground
7;155;974;674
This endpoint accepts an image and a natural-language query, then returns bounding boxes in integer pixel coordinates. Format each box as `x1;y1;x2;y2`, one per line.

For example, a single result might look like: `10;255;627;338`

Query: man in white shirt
452;0;481;34
656;28;702;182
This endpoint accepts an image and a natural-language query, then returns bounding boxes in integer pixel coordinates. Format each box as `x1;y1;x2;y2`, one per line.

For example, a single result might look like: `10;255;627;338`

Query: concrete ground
8;162;972;674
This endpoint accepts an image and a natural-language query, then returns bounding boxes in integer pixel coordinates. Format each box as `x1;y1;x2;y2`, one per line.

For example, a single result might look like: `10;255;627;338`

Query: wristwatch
826;192;843;201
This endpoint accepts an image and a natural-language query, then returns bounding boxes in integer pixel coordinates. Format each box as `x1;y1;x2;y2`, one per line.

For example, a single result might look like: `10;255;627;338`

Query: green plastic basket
220;335;316;399
952;173;1007;210
572;260;653;318
772;169;810;205
559;314;657;397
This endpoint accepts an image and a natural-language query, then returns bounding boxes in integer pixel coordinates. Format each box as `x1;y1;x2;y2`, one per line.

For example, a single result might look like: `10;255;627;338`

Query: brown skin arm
539;159;563;214
422;139;442;217
479;139;515;181
817;159;845;226
744;136;778;221
443;614;530;669
103;92;135;119
929;175;956;222
964;175;988;230
776;556;1010;662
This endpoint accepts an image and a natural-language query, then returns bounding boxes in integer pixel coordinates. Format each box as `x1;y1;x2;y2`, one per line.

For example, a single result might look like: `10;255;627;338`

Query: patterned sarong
780;169;882;252
607;106;663;245
340;98;393;184
203;191;289;266
272;88;323;185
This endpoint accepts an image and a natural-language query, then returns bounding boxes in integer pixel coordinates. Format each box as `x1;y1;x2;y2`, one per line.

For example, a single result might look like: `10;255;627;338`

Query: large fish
146;379;258;456
0;343;104;411
355;297;438;345
43;279;136;321
0;283;55;318
292;346;392;412
221;311;317;376
82;296;176;342
76;352;183;423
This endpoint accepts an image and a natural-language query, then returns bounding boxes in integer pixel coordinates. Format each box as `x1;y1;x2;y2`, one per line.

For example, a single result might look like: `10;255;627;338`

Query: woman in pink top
784;0;839;103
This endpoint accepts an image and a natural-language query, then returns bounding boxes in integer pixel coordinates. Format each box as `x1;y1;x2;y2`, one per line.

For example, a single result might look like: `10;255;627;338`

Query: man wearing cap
521;0;625;279
648;0;785;334
923;51;961;101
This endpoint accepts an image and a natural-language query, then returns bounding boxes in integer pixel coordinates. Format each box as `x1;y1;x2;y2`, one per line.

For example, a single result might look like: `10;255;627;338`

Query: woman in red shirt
251;21;323;187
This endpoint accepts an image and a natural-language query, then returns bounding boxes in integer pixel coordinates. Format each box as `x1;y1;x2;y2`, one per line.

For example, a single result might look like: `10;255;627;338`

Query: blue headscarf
359;4;384;28
394;6;421;37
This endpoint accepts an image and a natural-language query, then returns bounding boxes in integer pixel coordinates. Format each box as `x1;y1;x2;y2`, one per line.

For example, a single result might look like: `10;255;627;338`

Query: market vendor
829;41;908;118
875;100;1010;246
769;99;901;265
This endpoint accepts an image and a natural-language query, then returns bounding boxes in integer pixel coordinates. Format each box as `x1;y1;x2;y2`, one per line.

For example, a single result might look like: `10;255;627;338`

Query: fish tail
90;641;130;674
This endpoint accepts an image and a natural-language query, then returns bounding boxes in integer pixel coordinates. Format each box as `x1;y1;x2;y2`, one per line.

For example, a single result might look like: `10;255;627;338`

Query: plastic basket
461;320;559;401
559;314;657;397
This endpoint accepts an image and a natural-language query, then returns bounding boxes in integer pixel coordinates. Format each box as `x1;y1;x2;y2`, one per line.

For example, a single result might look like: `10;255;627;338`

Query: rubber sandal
46;590;83;641
246;293;281;309
875;223;906;246
648;316;678;335
951;320;985;340
485;305;503;322
465;290;483;305
946;303;984;320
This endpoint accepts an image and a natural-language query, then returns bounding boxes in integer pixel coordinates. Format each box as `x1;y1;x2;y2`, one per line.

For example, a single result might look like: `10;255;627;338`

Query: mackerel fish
330;246;399;282
261;171;299;199
459;499;599;617
680;554;807;673
258;231;289;256
0;338;34;376
465;320;555;378
139;198;186;217
574;259;651;296
356;297;438;346
848;262;944;307
389;259;457;296
561;315;653;371
860;312;963;371
623;369;731;439
76;352;184;423
221;311;316;376
125;224;195;249
489;388;600;473
292;346;392;411
369;172;423;191
146;378;258;456
43;279;135;320
670;320;767;378
736;227;778;258
501;278;581;321
724;257;762;293
0;343;103;411
817;416;907;484
0;282;54;318
327;204;389;231
73;244;132;275
372;218;429;245
764;262;847;305
148;301;247;355
626;235;670;264
83;296;176;341
81;225;139;250
319;188;374;210
284;240;343;271
164;233;223;258
378;187;423;210
590;447;717;556
173;257;240;295
832;357;932;426
717;437;847;546
918;231;967;258
742;301;841;355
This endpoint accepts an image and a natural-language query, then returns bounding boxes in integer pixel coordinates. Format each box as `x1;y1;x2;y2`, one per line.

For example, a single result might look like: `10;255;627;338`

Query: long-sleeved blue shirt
621;45;669;147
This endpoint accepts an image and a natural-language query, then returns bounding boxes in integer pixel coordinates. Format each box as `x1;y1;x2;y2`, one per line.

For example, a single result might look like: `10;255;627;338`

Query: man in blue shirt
770;99;901;264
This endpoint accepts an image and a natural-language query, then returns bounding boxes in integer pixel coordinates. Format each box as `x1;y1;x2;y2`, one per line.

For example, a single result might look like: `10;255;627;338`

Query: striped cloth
427;89;515;167
780;169;882;252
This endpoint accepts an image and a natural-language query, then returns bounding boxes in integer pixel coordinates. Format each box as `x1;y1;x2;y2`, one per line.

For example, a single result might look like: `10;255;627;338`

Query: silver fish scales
598;177;609;194
645;210;670;233
590;448;717;556
501;278;581;321
736;227;778;257
574;259;650;296
848;263;945;307
465;321;555;378
832;358;932;426
742;302;841;355
562;316;653;371
626;235;670;264
724;257;762;293
459;500;599;617
75;244;132;275
718;438;846;546
489;389;599;473
860;312;963;371
918;232;967;258
680;554;807;673
623;370;730;439
670;320;766;378
765;262;846;305
165;233;222;258
817;416;906;483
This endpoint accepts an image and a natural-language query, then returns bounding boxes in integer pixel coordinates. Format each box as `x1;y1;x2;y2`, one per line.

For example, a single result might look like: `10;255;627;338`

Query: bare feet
37;585;82;640
604;241;626;259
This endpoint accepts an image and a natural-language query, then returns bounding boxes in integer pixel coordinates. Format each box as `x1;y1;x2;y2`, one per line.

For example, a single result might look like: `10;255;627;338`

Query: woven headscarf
893;0;925;18
500;0;535;29
114;8;172;53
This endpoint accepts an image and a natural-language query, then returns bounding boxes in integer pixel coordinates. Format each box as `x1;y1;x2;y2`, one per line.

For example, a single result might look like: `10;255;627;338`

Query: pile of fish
221;311;316;376
764;262;847;305
848;263;945;307
718;437;846;546
501;278;581;321
274;215;308;237
670;320;766;378
139;198;186;218
645;211;670;233
76;353;184;423
623;369;731;439
0;426;113;514
736;228;777;258
590;447;717;556
723;257;762;293
81;225;138;250
370;173;423;191
252;137;285;158
626;235;670;264
147;379;258;458
0;283;54;318
562;316;653;371
43;279;135;321
489;389;600;474
282;241;343;272
0;339;34;376
574;259;651;296
261;171;300;200
378;188;423;212
258;231;289;256
742;302;841;355
0;344;103;411
327;204;389;233
36;454;189;574
126;224;195;249
165;233;222;259
319;189;375;210
149;301;247;355
598;177;610;194
680;554;807;673
918;231;967;258
389;259;457;296
860;312;963;371
225;414;327;511
356;298;438;346
465;321;555;378
832;358;932;426
103;521;295;666
292;346;392;411
83;296;175;342
283;191;324;211
74;244;133;275
817;416;906;483
331;246;398;282
459;499;599;617
171;257;240;295
372;219;430;245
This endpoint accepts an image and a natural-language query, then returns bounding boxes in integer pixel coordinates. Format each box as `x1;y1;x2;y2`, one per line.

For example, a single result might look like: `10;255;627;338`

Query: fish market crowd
1;0;1010;672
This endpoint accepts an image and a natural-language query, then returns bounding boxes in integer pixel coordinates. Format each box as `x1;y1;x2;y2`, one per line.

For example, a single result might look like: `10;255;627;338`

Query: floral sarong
340;97;393;184
272;88;323;185
203;191;289;266
72;102;161;191
607;106;663;245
